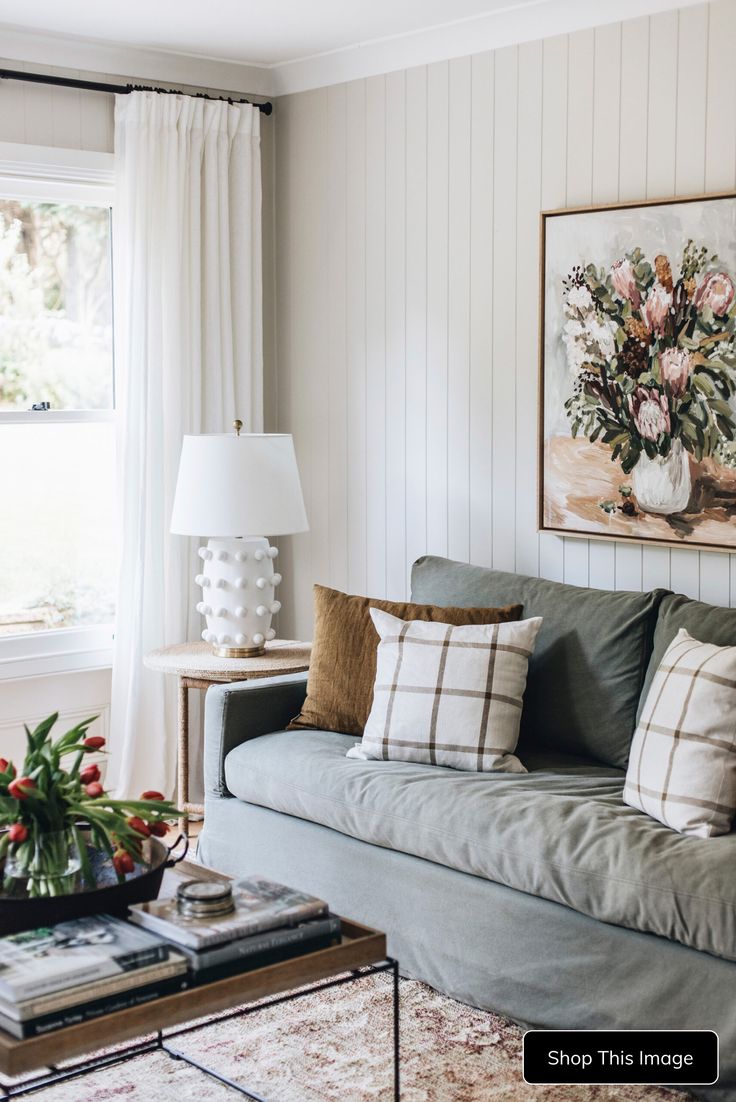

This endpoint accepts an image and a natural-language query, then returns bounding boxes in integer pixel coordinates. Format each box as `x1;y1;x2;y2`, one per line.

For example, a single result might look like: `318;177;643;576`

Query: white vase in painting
632;438;691;515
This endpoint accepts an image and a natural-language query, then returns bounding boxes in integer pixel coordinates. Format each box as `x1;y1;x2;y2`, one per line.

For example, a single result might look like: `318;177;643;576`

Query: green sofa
198;556;736;1101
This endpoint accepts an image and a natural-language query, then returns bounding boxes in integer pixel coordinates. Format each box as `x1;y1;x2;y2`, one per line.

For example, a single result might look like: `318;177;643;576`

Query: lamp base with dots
194;536;282;658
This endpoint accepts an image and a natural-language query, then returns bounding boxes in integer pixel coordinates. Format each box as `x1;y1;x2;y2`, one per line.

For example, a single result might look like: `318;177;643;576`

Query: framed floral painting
539;192;736;551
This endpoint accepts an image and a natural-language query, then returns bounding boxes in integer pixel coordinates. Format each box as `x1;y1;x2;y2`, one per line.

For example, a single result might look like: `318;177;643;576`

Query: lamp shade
170;433;308;537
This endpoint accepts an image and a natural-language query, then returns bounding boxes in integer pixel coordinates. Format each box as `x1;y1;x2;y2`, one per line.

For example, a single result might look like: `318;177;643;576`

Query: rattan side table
144;640;311;832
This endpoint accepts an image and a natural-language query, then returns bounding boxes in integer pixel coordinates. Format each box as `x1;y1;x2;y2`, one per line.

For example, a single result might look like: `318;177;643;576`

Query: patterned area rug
23;975;691;1102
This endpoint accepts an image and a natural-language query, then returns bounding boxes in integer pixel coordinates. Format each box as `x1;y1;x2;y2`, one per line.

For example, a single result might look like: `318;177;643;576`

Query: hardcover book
129;877;328;950
0;917;342;1038
0;955;188;1022
0;915;171;1002
0;973;192;1039
189;933;337;987
179;914;342;972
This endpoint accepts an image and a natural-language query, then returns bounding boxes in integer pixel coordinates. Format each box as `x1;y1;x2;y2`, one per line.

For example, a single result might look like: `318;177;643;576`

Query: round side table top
143;639;311;682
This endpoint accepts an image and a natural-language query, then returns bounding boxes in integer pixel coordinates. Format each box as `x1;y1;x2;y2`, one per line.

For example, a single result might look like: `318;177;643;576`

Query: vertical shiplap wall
275;0;736;639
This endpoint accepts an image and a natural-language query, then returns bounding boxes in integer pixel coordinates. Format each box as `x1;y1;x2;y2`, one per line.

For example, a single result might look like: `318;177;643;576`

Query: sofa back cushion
639;592;736;722
411;556;667;768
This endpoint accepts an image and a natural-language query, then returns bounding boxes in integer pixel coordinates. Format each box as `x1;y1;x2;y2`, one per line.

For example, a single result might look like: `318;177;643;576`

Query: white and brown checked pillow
346;609;543;773
624;628;736;837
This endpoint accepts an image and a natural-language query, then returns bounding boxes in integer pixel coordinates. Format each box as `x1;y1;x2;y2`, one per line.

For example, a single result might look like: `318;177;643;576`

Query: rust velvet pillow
288;585;523;737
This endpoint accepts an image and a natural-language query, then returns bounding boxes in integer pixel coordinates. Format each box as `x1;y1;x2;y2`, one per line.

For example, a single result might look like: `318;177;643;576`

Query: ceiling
0;0;553;66
0;0;707;95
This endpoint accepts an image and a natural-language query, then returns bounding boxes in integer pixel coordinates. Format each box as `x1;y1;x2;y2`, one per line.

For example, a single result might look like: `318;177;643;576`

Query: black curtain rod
0;67;273;115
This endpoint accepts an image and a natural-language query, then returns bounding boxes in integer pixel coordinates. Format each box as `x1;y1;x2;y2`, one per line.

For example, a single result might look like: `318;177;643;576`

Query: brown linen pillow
288;584;523;737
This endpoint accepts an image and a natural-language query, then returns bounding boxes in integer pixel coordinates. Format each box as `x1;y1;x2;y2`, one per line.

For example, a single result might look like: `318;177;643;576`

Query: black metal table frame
0;959;400;1102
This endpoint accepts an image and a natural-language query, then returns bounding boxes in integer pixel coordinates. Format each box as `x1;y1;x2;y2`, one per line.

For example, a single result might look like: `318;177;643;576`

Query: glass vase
4;829;83;898
632;438;692;515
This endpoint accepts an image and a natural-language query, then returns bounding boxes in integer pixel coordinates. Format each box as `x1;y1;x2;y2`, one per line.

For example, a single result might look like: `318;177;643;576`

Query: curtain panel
109;91;262;797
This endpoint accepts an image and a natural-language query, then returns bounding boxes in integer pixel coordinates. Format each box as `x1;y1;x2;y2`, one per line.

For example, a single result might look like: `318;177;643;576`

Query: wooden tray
0;859;387;1078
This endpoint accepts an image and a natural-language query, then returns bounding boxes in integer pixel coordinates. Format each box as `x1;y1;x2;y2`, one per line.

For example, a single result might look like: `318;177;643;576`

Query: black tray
0;832;188;935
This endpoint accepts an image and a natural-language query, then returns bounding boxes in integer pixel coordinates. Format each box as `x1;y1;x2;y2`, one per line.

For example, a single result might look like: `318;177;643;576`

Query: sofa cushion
639;592;736;721
225;729;736;962
351;610;542;773
288;584;523;738
625;628;736;837
410;556;667;768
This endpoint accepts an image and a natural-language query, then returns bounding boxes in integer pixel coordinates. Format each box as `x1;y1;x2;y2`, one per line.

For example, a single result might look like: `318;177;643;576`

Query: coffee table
0;860;399;1100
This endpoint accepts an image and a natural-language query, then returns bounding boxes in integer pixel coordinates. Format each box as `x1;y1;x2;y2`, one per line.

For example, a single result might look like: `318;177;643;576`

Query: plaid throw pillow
347;609;543;773
624;628;736;837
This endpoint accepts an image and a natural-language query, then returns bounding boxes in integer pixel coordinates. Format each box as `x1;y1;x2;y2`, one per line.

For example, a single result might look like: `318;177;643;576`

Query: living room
0;0;734;1098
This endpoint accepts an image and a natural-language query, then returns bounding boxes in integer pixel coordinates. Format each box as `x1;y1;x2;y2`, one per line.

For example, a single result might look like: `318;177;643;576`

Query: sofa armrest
204;672;308;798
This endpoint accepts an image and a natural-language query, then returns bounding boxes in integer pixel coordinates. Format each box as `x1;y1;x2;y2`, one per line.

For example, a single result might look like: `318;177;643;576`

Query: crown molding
270;0;707;95
0;24;272;97
0;0;709;103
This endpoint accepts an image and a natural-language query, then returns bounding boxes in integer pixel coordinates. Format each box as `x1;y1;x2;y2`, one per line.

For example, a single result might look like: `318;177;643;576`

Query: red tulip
80;763;101;785
0;759;9;774
126;816;151;837
83;736;106;751
85;781;104;798
8;823;28;843
112;849;135;876
8;777;35;800
149;820;170;838
140;790;165;801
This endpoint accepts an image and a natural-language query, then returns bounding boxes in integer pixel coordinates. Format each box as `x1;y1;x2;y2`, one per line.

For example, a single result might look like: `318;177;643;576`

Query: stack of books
0;877;341;1038
0;915;189;1038
128;876;341;984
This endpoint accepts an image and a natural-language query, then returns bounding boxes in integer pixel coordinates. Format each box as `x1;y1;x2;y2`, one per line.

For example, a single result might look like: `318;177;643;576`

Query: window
0;152;116;670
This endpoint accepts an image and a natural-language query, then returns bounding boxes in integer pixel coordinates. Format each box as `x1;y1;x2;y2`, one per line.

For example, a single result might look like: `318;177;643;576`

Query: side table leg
178;678;189;836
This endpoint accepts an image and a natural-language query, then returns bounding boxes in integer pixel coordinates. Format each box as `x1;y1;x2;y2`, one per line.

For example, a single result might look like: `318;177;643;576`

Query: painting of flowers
540;193;736;550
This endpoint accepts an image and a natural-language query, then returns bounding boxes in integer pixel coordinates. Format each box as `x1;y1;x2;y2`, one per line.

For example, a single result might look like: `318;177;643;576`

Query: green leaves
24;713;58;754
54;716;97;748
619;438;642;475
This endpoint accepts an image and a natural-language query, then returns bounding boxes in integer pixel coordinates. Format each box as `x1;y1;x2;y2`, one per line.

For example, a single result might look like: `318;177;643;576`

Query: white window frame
0;142;116;680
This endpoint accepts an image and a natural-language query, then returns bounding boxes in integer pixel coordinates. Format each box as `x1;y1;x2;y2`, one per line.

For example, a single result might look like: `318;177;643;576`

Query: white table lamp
171;422;308;657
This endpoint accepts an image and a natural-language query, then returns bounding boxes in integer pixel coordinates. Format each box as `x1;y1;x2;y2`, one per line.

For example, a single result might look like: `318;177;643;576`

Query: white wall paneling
490;47;517;575
326;84;349;595
275;0;736;639
404;66;429;583
468;52;494;571
385;70;408;600
345;80;368;598
366;75;388;596
536;33;567;585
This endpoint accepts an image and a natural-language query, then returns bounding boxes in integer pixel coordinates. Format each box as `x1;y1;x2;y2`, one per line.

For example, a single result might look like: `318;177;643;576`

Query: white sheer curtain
108;91;262;798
